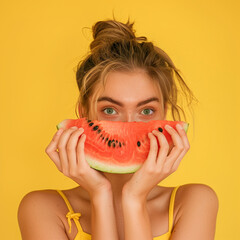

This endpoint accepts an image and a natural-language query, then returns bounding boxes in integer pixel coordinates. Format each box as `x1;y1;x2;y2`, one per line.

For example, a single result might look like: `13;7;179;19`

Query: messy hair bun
75;18;198;121
90;19;147;53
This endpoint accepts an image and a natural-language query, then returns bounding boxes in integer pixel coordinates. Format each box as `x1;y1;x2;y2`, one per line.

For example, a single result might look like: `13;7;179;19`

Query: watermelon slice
56;118;189;174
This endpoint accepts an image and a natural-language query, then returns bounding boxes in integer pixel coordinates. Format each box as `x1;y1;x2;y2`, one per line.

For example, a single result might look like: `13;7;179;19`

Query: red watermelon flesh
56;118;189;174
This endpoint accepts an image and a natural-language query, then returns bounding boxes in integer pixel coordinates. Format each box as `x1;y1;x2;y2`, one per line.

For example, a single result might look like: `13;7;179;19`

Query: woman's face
92;69;167;122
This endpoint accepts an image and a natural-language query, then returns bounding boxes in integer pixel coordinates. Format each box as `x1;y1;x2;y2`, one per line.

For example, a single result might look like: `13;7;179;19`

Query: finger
45;128;64;170
171;124;190;170
145;132;158;166
171;149;187;171
76;132;88;168
164;125;184;167
176;123;190;150
67;128;85;173
152;130;169;166
58;126;78;175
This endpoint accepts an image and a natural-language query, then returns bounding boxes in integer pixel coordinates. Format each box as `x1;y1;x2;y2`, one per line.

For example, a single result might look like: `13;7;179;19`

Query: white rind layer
85;154;141;174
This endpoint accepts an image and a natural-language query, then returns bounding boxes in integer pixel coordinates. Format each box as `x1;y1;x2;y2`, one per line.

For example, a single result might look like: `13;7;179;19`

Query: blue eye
103;108;117;115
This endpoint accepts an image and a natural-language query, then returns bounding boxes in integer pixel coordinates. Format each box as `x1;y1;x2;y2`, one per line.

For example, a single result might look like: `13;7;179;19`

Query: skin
18;69;219;240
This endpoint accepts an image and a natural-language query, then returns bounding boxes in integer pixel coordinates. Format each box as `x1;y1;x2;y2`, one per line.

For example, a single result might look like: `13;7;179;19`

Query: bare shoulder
18;189;65;216
172;183;219;240
176;183;219;208
17;189;70;240
19;188;61;201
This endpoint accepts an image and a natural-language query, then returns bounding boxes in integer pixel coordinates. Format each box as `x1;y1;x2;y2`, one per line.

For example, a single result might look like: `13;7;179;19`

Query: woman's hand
45;126;112;198
122;123;190;202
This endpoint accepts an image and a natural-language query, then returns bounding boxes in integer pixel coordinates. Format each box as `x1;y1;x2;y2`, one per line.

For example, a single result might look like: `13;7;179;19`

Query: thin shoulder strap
168;185;181;232
56;189;84;234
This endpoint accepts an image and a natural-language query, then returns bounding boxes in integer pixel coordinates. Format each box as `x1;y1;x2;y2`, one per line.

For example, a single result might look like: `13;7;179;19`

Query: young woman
18;18;219;240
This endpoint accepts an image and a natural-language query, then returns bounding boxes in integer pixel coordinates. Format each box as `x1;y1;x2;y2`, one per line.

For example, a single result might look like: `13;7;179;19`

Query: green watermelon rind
56;120;68;130
183;123;189;133
85;154;141;174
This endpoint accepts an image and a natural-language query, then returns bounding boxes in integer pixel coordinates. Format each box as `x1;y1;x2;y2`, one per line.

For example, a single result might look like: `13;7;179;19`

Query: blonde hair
75;17;198;121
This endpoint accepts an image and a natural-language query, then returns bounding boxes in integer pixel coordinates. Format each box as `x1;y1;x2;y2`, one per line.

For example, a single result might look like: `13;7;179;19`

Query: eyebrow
97;96;160;108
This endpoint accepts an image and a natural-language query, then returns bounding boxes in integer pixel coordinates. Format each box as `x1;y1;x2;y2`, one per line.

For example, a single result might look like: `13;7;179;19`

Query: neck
102;172;134;199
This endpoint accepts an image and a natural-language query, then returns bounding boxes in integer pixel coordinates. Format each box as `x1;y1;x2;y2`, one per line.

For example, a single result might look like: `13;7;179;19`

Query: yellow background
1;0;239;239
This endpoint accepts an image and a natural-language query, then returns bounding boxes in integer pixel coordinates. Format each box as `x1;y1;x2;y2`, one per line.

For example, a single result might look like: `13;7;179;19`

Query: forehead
99;70;162;103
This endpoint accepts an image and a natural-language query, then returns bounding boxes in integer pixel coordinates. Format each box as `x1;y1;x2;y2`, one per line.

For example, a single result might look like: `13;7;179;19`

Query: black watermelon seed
116;140;118;143
93;125;99;131
105;137;109;142
119;142;122;147
89;122;94;127
158;127;163;132
137;141;141;147
100;134;103;137
102;137;105;140
112;143;116;148
87;120;92;123
108;140;112;147
97;129;101;134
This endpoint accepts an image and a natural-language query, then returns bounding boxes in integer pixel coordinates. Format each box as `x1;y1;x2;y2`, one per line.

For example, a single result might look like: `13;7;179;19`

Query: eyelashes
141;108;155;115
101;107;156;116
102;108;117;115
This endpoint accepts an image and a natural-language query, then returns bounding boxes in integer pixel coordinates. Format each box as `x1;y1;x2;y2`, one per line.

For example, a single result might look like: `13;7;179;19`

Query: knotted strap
66;211;81;234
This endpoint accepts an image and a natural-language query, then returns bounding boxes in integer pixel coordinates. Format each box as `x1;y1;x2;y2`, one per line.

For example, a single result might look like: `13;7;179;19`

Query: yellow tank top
56;185;180;240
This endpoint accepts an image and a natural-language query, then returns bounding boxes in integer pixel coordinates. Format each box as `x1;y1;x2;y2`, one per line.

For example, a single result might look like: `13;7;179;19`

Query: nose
121;113;138;123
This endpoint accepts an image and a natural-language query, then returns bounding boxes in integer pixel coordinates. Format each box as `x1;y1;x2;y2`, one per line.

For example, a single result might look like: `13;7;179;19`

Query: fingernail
70;126;78;129
57;128;63;134
165;125;172;130
176;123;183;130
